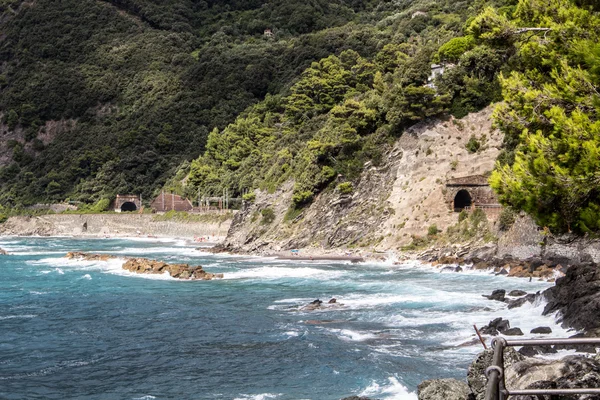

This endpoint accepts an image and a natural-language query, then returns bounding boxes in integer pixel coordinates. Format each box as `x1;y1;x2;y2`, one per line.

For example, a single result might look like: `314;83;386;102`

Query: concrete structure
114;194;142;212
445;175;499;212
151;191;193;213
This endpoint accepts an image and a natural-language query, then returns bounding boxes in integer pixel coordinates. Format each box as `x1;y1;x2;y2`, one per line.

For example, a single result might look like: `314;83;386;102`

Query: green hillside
0;0;393;205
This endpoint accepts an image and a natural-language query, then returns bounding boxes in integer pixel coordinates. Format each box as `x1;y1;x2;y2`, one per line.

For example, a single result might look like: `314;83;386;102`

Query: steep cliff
220;107;503;254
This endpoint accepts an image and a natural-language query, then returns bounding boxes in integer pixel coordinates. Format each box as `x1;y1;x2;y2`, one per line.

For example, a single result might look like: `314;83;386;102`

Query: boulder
505;355;600;399
507;293;537;309
441;266;462;273
542;263;600;332
503;327;524;336
480;318;510;335
518;345;557;357
0;247;7;255
483;289;506;302
508;290;527;297
530;326;552;334
417;378;472;400
468;348;524;400
495;268;508;276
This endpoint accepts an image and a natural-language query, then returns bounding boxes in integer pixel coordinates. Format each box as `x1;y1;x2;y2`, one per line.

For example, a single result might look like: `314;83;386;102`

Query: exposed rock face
417;378;472;400
505;356;600;400
123;258;223;280
65;252;223;280
542;263;600;332
467;348;524;400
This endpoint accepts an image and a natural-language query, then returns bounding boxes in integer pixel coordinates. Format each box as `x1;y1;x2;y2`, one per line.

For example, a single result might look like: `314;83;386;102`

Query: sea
0;237;570;400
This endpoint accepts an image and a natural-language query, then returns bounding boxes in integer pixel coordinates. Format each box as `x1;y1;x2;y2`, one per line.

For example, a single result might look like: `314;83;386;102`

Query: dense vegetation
486;0;600;234
184;0;512;211
0;0;396;205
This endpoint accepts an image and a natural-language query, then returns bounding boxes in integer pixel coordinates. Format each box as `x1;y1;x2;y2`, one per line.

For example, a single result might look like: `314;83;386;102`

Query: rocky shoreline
65;252;223;280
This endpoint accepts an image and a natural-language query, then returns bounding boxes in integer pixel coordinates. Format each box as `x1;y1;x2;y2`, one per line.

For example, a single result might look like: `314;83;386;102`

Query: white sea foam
80;274;92;280
55;268;64;275
0;314;37;320
360;377;417;400
223;266;346;280
328;328;379;342
233;393;281;400
132;396;156;400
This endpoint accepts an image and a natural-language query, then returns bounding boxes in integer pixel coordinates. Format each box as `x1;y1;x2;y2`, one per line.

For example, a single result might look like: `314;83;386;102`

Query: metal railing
484;337;600;400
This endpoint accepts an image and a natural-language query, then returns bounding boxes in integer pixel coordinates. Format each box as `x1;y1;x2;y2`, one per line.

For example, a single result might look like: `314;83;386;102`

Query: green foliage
486;0;600;234
498;207;517;231
466;136;481;153
242;192;256;203
260;208;275;224
337;182;354;195
427;224;439;236
437;36;476;63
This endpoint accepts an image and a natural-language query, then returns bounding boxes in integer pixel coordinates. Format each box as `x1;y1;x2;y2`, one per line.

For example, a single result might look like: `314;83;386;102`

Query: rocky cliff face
221;107;504;254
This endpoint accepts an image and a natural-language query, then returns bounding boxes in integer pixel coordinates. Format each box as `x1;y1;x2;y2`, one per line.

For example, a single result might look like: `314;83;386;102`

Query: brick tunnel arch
120;202;137;212
454;189;472;211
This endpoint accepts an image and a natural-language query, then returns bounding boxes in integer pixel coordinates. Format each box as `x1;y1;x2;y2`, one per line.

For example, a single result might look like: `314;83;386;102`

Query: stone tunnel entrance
453;189;472;212
120;201;138;212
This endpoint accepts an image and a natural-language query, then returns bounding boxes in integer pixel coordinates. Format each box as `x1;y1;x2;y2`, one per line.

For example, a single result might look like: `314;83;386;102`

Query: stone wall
0;214;232;239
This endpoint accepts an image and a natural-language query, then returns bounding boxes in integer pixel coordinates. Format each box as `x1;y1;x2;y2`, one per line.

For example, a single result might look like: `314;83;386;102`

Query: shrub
337;182;354;195
458;210;469;222
498;207;516;231
466;136;481;153
242;192;256;202
427;224;439;236
292;190;313;206
261;207;275;224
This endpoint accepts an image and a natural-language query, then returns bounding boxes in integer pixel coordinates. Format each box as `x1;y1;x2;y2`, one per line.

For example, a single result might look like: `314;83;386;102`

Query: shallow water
0;237;569;399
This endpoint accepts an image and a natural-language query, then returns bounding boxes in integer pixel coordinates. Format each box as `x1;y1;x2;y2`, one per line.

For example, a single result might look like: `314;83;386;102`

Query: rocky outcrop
506;356;600;400
542;263;600;332
122;258;223;280
65;252;223;280
66;252;116;261
467;348;524;400
301;298;343;311
417;378;472;400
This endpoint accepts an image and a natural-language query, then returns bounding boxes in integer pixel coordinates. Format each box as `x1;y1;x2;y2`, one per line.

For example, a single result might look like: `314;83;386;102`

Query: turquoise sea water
0;237;567;400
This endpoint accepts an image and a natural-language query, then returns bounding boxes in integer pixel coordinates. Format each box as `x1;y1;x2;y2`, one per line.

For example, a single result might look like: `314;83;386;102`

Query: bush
427;224;439;236
292;190;313;206
242;192;256;202
458;210;469;222
498;207;516;231
337;182;354;195
261;207;275;224
466;136;481;153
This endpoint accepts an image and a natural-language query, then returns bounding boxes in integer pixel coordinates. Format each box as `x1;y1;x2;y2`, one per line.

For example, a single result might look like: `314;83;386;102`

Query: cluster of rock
301;298;342;311
122;258;223;280
481;289;538;309
65;252;223;280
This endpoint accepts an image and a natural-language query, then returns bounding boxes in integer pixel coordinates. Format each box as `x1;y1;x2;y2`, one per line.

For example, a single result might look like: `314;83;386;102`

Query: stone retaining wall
0;214;232;238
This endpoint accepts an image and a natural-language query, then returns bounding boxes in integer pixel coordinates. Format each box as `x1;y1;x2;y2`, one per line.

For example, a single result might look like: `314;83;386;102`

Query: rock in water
66;252;116;261
418;378;472;400
542;263;600;332
0;248;8;255
508;290;527;297
483;289;506;302
530;326;552;334
503;327;524;336
122;258;222;280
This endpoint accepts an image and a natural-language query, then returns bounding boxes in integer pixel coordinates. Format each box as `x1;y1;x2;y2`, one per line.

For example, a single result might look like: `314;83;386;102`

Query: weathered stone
468;348;524;400
507;293;537;309
506;356;600;400
530;326;552;334
542;263;600;332
508;290;527;297
483;289;506;302
503;327;524;336
480;318;510;335
518;345;557;357
418;378;471;400
66;252;116;261
121;257;222;280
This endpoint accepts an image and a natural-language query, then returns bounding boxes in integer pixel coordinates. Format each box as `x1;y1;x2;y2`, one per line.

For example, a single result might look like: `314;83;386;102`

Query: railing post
484;337;506;400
